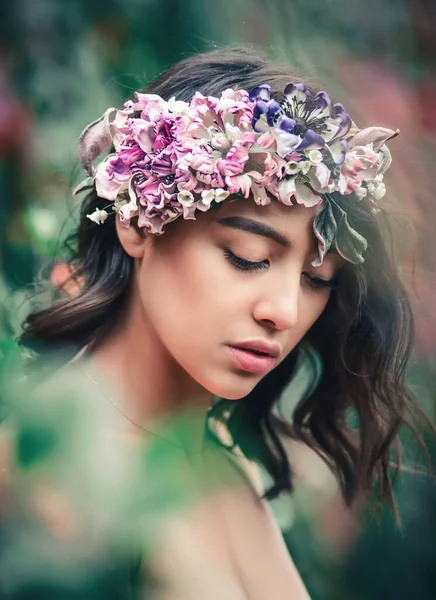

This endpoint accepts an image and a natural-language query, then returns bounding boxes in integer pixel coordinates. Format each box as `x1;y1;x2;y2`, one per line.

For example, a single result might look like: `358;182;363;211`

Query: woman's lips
228;345;275;375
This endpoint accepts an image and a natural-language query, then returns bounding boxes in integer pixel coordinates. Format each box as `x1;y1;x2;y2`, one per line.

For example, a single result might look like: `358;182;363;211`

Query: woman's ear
115;215;147;258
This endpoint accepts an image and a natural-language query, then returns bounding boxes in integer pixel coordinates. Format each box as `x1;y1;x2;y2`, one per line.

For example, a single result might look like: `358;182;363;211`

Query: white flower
373;173;384;185
299;161;312;175
367;180;387;201
354;187;368;200
285;161;300;175
86;208;109;225
177;190;195;207
199;188;230;207
307;149;323;164
201;189;217;206
166;96;189;115
214;188;230;203
372;181;386;200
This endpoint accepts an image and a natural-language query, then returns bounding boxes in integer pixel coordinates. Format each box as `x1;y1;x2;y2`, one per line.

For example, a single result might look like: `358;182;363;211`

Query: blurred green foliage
0;352;249;598
1;1;435;598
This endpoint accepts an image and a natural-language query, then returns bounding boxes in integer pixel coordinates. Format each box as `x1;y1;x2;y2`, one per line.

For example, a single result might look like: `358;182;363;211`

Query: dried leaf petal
78;108;116;176
349;126;399;152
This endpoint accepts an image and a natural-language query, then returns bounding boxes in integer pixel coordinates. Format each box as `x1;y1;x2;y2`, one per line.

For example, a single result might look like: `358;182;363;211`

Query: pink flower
337;145;379;194
216;140;251;176
225;172;253;197
128;119;155;153
152;119;176;152
95;156;130;200
133;94;171;121
139;176;177;210
108;144;144;174
216;88;251;115
83;81;395;261
186;149;215;174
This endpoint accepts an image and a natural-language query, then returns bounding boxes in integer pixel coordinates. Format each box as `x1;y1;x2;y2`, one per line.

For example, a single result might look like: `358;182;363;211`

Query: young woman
13;46;427;597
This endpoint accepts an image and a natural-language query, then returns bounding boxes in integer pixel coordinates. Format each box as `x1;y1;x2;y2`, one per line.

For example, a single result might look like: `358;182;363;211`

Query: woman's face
125;199;343;400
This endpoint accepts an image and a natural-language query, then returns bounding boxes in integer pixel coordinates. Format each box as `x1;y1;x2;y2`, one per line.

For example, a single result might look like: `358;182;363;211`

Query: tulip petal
327;139;348;165
295;181;323;207
311;91;332;119
274;129;301;157
296;129;325;151
284;83;311;105
266;100;281;126
278;115;297;133
249;85;271;102
277;177;296;205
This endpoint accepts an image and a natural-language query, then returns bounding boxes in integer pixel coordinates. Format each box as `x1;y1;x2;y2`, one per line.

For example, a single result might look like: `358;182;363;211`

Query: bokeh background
1;1;435;598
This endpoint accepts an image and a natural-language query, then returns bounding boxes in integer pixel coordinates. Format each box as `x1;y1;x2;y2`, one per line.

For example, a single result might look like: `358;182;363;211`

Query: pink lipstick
228;340;280;375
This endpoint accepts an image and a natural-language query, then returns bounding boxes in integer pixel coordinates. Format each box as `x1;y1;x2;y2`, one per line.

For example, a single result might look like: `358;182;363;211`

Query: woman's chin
205;372;261;401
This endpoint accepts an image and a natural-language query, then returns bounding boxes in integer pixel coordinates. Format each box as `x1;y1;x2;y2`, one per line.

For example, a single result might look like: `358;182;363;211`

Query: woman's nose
252;275;300;331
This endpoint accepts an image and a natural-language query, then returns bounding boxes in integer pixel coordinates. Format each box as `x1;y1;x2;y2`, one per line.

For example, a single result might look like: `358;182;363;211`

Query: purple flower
250;85;282;132
249;82;352;162
280;83;352;157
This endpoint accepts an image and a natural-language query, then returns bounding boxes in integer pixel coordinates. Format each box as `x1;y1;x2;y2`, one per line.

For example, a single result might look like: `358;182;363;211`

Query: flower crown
75;83;398;266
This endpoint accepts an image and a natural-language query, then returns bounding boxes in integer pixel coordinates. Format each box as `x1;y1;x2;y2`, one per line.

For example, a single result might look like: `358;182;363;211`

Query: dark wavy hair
20;46;429;518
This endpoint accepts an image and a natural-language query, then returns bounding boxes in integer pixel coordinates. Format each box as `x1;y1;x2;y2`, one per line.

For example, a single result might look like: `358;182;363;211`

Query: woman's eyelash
224;250;337;289
303;273;337;291
224;249;269;272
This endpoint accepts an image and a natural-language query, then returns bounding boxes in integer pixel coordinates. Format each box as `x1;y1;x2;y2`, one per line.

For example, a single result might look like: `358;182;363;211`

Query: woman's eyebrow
215;216;291;248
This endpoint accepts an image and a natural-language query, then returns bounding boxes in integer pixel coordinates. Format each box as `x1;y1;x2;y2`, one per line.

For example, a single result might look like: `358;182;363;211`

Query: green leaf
312;200;337;266
335;210;368;264
72;176;95;197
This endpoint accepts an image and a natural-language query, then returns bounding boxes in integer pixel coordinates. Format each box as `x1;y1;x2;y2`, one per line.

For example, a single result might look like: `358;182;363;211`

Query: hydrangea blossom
76;83;398;264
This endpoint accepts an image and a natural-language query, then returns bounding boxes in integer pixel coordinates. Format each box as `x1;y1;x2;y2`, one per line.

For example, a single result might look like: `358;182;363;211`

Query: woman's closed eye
302;272;337;291
224;249;337;290
224;249;269;272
